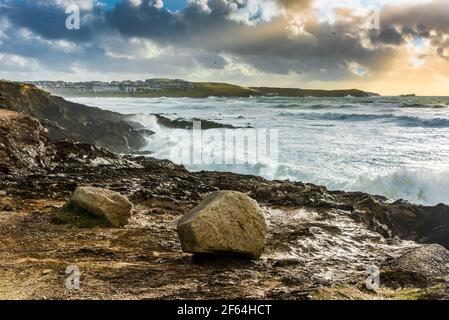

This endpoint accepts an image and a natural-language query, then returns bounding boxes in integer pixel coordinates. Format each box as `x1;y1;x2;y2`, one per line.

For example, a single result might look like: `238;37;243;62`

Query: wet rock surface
153;114;250;129
52;140;140;169
382;245;449;289
177;191;267;259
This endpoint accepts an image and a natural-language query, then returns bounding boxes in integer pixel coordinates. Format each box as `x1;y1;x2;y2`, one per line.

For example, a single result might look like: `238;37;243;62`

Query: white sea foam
348;168;449;205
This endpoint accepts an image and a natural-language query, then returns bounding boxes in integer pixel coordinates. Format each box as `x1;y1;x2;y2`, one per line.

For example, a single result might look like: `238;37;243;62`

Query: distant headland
29;79;379;98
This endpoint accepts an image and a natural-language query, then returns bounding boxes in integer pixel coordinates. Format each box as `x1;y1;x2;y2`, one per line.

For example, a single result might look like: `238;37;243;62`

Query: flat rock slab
177;190;267;259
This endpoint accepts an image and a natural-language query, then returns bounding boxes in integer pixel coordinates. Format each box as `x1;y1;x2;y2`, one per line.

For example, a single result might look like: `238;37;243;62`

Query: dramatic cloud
279;0;312;11
0;0;448;94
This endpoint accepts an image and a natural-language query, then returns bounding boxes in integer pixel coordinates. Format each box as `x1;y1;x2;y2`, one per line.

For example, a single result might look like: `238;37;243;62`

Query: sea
68;95;449;206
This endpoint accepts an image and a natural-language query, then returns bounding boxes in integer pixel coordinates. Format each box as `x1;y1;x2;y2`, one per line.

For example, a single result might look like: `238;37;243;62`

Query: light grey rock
177;191;267;259
70;186;133;227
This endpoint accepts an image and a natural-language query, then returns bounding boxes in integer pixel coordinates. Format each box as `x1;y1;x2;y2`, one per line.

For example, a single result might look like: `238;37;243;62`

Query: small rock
177;190;267;259
42;269;53;275
70;186;134;227
0;163;10;174
2;204;14;212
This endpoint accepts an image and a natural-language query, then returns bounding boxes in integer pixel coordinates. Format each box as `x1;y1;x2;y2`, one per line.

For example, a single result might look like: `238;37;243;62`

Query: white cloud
103;37;164;60
226;0;282;25
18;27;80;53
187;0;211;13
127;0;142;7
0;52;40;71
51;39;78;53
347;61;366;76
153;0;164;9
313;0;433;24
411;56;424;67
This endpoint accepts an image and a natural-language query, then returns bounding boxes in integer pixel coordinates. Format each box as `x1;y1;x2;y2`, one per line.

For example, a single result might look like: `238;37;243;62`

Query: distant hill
249;86;379;98
30;79;379;98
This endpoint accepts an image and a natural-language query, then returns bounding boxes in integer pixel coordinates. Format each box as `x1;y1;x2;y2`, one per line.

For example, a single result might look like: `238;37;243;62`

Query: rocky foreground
1;90;449;299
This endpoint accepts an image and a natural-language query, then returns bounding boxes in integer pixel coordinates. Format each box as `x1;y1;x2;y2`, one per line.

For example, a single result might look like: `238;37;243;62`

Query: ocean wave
132;113;281;179
348;168;449;205
404;116;449;127
273;103;360;110
277;111;389;121
128;113;161;131
277;111;449;127
271;100;449;111
400;102;448;109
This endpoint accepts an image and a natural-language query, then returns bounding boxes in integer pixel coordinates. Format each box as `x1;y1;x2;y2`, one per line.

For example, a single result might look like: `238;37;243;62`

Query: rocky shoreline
0;84;448;300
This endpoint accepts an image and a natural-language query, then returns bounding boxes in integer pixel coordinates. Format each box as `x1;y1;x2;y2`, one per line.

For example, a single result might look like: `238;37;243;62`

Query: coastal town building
30;79;196;95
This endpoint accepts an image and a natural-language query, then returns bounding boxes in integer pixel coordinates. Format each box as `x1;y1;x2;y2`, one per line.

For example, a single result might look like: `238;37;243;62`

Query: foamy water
69;96;449;205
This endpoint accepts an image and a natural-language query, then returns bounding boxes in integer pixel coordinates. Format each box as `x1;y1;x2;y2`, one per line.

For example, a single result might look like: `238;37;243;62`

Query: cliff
0;81;146;153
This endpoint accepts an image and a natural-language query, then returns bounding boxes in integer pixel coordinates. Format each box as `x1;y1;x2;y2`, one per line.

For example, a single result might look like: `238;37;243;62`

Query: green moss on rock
52;202;112;228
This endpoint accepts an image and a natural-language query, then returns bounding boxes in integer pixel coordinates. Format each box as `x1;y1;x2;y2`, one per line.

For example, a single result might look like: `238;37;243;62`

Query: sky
103;0;187;10
0;0;448;95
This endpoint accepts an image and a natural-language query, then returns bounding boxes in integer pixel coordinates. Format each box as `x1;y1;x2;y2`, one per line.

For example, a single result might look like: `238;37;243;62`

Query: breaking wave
349;168;449;205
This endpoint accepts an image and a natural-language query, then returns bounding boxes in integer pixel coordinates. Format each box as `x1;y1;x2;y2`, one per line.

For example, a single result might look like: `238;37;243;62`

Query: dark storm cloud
0;0;105;42
105;0;255;43
372;0;449;59
102;0;386;80
381;0;449;33
194;51;227;69
0;0;447;81
106;0;185;42
370;27;405;45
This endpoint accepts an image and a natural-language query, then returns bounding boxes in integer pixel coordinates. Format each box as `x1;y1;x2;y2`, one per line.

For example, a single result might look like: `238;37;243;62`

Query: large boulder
70;187;134;227
177;191;267;259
